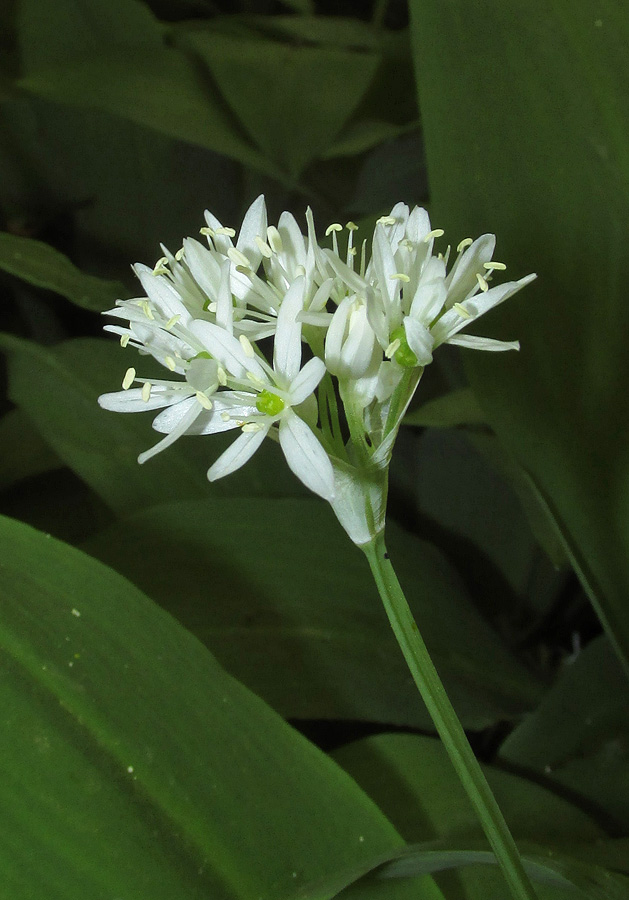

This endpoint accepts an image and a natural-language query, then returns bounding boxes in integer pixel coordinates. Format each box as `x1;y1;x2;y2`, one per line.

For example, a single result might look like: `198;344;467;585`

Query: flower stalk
362;532;538;900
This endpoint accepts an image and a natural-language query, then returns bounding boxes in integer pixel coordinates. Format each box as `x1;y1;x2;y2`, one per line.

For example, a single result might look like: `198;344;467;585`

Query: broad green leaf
16;0;281;178
0;231;127;310
0;336;306;514
409;0;629;676
403;388;486;429
0;512;440;900
0;408;61;492
82;497;543;727
176;28;380;178
500;635;629;833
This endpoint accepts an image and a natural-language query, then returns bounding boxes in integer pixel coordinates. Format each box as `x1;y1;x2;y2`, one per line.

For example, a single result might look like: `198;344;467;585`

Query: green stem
362;532;538;900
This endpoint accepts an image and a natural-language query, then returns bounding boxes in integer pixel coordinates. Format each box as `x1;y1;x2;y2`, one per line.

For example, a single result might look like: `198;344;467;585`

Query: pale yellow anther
141;300;154;320
424;228;445;242
165;356;177;371
214;226;236;237
457;237;474;253
325;223;343;236
242;422;263;433
196;391;213;410
346;221;358;231
217;367;227;386
267;226;283;253
152;256;169;274
376;215;397;226
484;261;506;271
228;247;250;268
246;371;265;386
200;226;214;237
385;338;401;358
401;239;414;250
239;334;255;358
390;273;411;283
141;382;152;403
454;302;473;319
220;412;231;422
175;248;185;261
208;301;218;313
165;315;180;330
122;367;136;390
119;334;130;348
348;247;357;256
476;273;489;292
295;265;306;278
255;235;273;258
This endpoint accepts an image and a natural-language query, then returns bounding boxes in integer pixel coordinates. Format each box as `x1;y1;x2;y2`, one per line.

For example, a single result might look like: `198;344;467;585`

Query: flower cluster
99;197;535;542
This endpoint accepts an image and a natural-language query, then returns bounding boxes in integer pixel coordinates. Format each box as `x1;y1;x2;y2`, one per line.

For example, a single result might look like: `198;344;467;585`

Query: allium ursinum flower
98;197;534;544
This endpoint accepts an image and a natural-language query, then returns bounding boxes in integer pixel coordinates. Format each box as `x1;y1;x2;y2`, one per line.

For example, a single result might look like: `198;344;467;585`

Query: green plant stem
362;532;538;900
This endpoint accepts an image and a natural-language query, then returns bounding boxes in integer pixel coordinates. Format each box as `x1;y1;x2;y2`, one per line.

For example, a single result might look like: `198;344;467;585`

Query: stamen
453;302;473;318
175;247;185;261
295;265;306;277
423;228;445;242
457;237;473;252
228;247;250;268
267;226;283;253
325;223;343;236
385;338;401;358
122;367;136;390
376;215;396;226
220;412;231;422
200;226;214;237
390;273;410;282
214;226;236;237
165;315;180;329
476;273;489;292
207;301;218;313
196;391;213;410
239;334;255;358
141;382;152;402
217;367;227;386
246;370;265;386
119;334;130;348
255;235;273;258
484;261;506;271
346;221;358;231
360;239;367;278
165;356;177;371
242;422;264;433
152;256;169;275
141;300;154;320
348;247;357;257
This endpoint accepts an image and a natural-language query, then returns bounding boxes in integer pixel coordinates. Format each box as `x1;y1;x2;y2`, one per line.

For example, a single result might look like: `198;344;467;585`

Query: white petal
340;305;379;378
189;319;265;380
278;211;307;275
409;256;447;324
133;265;192;325
273;275;305;382
444;233;496;308
203;209;233;256
322;248;369;297
325;296;352;375
216;257;233;333
207;425;269;482
98;386;188;413
405;206;432;244
150;395;198;432
432;273;536;344
279;411;335;502
236;194;267;271
183;237;222;303
404;317;434;366
138;398;204;464
289;356;326;406
446;334;520;352
371;225;398;317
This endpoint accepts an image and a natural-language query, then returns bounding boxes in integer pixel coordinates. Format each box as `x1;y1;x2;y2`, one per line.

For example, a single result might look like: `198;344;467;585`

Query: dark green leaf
0;231;127;310
0;408;62;492
404;388;486;429
82;497;543;727
0;512;438;900
409;0;629;676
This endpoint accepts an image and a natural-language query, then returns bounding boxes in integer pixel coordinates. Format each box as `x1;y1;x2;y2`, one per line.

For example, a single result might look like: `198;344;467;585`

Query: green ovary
256;390;285;416
390;326;418;368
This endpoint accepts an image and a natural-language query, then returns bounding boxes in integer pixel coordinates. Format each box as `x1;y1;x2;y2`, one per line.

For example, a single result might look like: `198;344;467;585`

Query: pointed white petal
278;210;307;274
273;275;305;382
404;316;434;366
325;296;352;375
432;273;536;344
133;265;192;325
405;206;432;244
216;257;233;333
340;305;379;378
189;319;265;379
183;237;222;302
409;256;447;324
372;225;398;317
279;411;335;501
203;209;233;256
207;425;269;481
98;387;189;413
444;233;496;308
289;356;326;406
446;334;520;352
236;194;267;270
138;398;204;464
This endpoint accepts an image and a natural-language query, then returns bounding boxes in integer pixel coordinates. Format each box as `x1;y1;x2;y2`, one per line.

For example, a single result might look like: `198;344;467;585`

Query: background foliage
0;0;627;898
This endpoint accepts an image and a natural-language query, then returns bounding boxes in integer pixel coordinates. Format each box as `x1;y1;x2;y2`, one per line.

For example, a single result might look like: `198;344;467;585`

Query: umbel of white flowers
99;197;535;545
